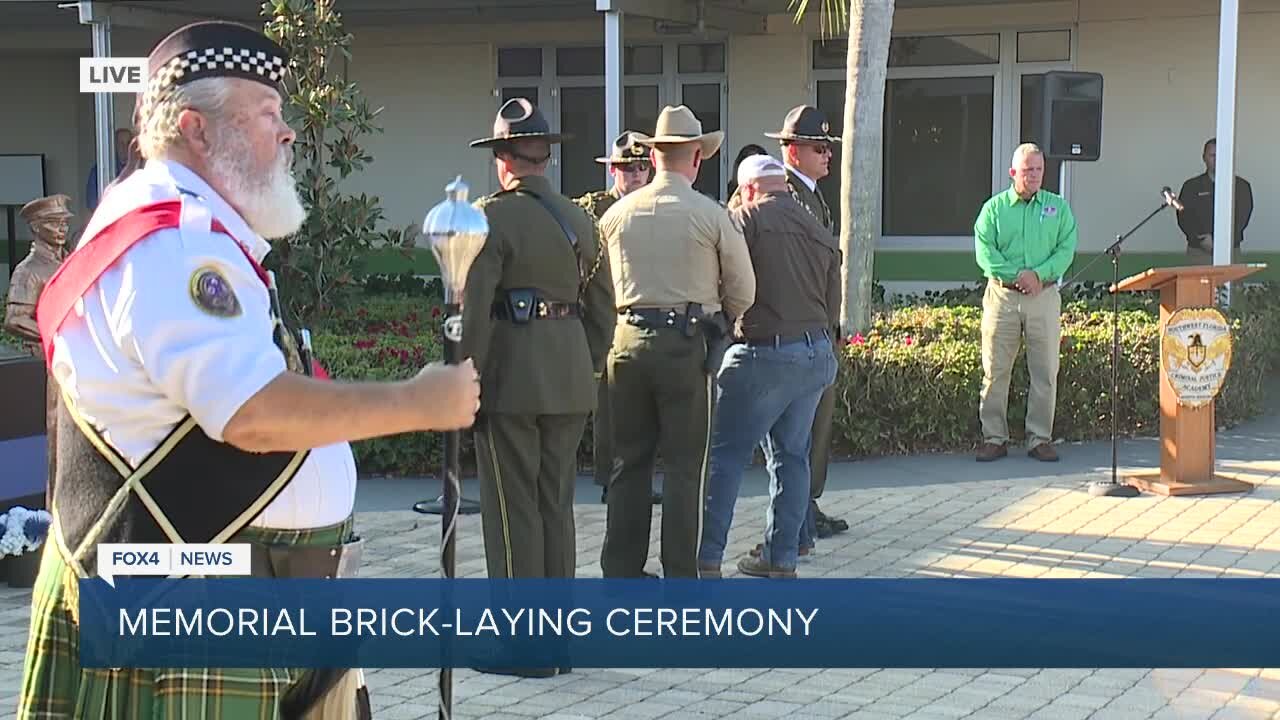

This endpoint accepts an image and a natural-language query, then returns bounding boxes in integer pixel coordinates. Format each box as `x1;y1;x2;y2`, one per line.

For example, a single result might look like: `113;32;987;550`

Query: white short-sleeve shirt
49;159;357;529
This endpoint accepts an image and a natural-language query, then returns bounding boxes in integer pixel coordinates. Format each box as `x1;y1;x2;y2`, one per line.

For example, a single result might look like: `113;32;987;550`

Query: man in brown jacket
699;154;839;578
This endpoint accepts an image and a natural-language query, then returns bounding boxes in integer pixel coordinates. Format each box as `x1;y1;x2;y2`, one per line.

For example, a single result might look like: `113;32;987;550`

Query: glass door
680;82;723;200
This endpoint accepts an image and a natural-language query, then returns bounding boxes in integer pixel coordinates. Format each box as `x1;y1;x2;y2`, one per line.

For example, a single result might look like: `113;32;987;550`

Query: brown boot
975;442;1007;462
749;543;810;558
736;556;797;579
1027;443;1059;462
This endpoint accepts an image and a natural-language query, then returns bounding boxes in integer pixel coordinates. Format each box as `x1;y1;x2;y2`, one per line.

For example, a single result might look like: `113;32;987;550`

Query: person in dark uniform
1176;137;1254;265
597;105;755;579
463;98;615;600
573;131;657;505
763;105;849;546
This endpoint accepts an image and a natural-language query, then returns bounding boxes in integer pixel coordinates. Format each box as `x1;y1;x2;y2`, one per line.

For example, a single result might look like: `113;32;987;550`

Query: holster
687;303;732;375
249;536;365;579
501;288;537;325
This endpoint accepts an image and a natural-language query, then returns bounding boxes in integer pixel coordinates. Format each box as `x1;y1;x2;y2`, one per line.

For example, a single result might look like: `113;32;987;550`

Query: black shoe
472;667;558;678
601;487;608;503
651;491;662;505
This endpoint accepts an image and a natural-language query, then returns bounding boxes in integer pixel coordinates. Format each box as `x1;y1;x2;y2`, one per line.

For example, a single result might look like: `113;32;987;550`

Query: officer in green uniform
464;98;615;594
597;105;755;579
574;131;655;504
764;105;849;543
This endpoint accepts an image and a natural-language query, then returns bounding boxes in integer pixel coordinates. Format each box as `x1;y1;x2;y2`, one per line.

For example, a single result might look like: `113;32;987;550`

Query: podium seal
1161;307;1232;408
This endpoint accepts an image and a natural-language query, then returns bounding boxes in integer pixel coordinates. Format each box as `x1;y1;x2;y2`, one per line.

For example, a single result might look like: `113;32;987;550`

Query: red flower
848;333;866;346
431;307;442;319
354;339;375;349
904;335;914;346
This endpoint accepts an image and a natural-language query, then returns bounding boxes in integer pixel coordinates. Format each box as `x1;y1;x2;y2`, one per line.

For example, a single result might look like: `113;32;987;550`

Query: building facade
1;0;1275;293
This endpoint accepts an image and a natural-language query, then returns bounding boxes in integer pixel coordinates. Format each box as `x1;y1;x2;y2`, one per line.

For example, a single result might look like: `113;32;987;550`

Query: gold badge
189;266;241;317
1161;308;1232;408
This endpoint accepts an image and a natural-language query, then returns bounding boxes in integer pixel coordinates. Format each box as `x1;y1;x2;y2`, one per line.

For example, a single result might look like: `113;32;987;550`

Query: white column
604;9;624;187
80;2;116;199
1213;0;1239;300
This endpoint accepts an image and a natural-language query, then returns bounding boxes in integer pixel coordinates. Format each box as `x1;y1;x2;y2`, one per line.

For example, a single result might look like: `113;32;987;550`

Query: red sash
35;199;329;379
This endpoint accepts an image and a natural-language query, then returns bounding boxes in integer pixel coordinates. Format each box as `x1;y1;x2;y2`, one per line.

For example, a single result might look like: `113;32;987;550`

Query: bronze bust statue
5;194;73;349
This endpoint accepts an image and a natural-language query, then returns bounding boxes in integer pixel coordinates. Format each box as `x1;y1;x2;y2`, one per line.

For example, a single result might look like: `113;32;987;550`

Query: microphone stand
1061;198;1175;498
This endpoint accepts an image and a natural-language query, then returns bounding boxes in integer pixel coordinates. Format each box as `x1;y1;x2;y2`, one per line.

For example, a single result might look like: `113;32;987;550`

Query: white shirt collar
155;159;272;262
785;165;817;192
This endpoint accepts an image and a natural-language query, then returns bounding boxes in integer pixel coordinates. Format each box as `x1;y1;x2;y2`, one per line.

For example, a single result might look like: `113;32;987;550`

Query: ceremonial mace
417;177;488;720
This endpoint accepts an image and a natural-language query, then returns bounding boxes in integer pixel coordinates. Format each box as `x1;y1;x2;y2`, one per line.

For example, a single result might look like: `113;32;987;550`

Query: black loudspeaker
1040;71;1103;161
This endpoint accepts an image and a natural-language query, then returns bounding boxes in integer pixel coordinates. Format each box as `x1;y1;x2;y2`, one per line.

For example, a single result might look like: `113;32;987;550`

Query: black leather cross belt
249;537;364;579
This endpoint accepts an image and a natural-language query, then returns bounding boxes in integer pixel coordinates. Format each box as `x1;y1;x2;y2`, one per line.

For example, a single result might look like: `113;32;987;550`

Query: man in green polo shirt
974;142;1078;463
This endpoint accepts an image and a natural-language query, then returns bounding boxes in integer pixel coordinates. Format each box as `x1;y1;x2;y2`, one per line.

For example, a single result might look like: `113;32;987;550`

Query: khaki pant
979;280;1062;447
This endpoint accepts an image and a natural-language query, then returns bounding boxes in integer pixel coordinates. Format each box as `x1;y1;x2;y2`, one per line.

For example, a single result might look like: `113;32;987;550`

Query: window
1017;31;1071;63
883;77;995;236
1019;74;1063;194
498;47;541;77
495;42;725;198
812;29;1073;239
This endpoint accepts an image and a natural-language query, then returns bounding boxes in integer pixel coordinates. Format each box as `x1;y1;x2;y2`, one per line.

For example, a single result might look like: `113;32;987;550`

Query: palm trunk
840;0;894;333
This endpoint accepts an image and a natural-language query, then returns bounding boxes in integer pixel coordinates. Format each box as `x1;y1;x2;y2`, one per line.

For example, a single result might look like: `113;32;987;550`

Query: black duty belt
249;537;364;579
492;298;581;321
743;328;830;347
621;307;689;329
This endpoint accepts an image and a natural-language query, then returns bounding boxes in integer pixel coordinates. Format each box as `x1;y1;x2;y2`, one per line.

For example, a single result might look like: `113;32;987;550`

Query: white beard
209;124;306;240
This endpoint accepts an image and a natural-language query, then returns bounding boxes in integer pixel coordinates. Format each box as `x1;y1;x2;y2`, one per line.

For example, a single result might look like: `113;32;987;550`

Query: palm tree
790;0;895;333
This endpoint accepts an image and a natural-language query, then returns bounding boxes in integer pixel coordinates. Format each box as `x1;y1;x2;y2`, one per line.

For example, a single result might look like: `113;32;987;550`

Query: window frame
810;25;1076;249
492;38;728;198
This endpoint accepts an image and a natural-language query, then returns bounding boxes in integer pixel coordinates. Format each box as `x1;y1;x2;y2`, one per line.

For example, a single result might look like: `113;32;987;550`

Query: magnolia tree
261;0;414;326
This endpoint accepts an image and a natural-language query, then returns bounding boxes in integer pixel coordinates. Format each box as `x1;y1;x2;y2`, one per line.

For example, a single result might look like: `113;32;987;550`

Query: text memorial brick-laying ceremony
1;4;1270;719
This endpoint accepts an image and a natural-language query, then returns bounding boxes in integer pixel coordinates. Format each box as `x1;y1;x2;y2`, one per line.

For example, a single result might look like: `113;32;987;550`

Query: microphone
1161;186;1184;211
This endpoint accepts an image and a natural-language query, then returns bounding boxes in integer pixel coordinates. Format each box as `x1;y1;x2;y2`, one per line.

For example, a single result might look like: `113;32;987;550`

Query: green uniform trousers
601;322;712;578
474;412;588;579
592;372;613;489
808;381;836;499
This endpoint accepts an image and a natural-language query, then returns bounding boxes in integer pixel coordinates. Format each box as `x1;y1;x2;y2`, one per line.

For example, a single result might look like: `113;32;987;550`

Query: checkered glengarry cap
145;21;289;97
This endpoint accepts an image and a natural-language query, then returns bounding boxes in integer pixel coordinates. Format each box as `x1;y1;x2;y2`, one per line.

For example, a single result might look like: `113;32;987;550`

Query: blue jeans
698;333;837;570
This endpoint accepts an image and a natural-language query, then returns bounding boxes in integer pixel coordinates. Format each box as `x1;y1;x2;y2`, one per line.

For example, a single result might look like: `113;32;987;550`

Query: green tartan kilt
17;518;355;720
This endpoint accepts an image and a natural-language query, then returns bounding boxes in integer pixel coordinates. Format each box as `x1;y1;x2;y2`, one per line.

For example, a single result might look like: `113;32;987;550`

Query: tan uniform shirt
599;170;755;319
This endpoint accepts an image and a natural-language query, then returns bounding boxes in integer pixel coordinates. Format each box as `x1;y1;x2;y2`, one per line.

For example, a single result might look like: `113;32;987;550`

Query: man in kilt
17;21;480;719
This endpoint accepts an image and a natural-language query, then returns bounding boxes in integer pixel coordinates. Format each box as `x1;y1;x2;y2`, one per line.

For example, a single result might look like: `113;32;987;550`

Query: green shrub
311;285;1280;475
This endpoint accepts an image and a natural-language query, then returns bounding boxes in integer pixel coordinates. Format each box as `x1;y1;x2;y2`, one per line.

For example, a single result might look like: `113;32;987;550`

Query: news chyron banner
81;545;1280;669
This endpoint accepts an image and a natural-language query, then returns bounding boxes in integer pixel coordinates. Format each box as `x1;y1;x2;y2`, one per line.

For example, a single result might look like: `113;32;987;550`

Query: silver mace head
420;175;488;305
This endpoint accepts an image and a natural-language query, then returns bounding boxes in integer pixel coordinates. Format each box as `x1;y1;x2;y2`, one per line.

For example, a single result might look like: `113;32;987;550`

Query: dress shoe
975;442;1007;462
814;507;848;537
471;666;557;678
736;555;797;579
1027;443;1059;462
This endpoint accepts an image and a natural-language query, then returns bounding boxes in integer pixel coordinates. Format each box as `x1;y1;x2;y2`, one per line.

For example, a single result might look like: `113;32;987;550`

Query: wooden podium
1112;263;1266;496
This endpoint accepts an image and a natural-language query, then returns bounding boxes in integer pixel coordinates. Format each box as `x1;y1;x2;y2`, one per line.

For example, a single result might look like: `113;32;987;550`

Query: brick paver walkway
5;457;1279;719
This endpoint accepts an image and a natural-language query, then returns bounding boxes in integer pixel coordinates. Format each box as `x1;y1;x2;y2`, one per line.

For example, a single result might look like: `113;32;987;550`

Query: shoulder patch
189;265;241;317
